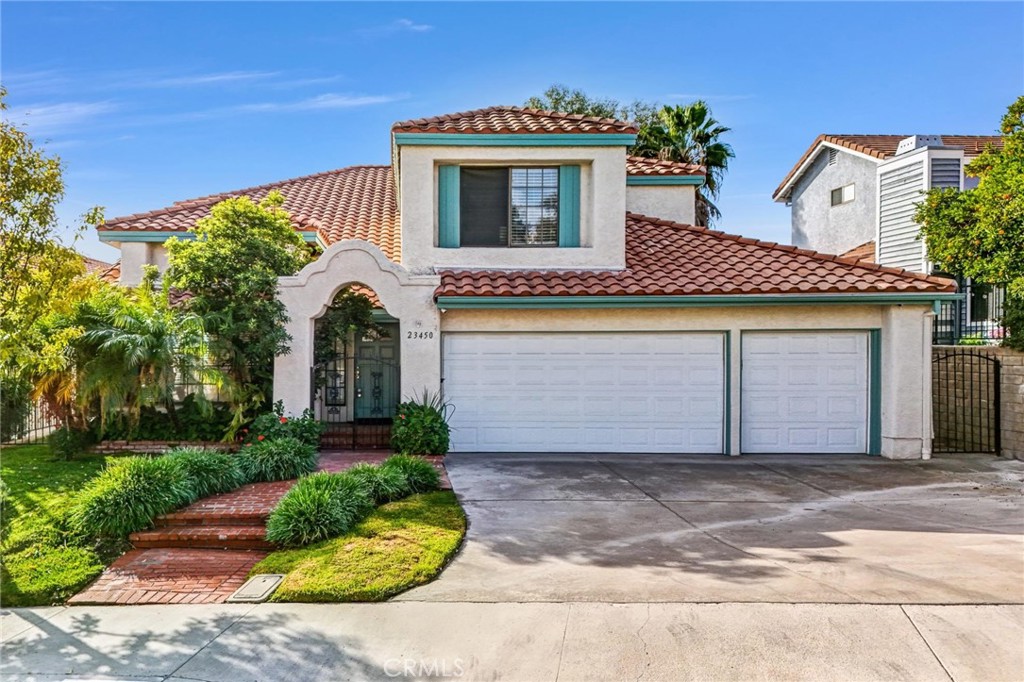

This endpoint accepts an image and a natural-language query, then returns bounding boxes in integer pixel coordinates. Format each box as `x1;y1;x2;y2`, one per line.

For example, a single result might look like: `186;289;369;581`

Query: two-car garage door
443;332;725;453
442;331;871;454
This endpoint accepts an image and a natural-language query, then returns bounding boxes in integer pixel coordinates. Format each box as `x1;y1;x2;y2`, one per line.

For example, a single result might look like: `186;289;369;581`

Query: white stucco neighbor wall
626;185;697;225
273;240;441;416
440;303;934;458
117;243;169;286
398;145;627;272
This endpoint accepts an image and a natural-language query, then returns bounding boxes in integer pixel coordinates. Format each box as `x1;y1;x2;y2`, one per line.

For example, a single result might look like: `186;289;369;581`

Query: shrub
0;375;33;443
48;426;95;461
391;391;451;456
0;475;9;510
346;462;411;504
381;454;441;494
166;447;247;499
265;472;373;547
237;437;317;483
70;456;196;538
243;401;324;447
98;395;235;442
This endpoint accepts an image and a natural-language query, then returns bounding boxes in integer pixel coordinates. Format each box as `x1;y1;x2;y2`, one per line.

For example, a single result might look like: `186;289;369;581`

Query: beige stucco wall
273;241;441;416
626;185;697;225
117;242;169;286
398;145;628;272
441;303;934;458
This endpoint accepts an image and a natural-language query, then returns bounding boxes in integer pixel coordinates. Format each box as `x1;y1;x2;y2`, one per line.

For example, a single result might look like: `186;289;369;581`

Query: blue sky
4;1;1022;261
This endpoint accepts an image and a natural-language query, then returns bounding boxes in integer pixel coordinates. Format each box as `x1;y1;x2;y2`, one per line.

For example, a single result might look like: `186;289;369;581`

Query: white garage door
443;332;725;453
741;332;869;454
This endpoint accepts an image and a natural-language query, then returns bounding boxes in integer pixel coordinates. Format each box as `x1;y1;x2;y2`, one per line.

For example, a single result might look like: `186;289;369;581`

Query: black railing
310;355;399;450
933;280;1007;345
932;349;1001;454
1;400;60;445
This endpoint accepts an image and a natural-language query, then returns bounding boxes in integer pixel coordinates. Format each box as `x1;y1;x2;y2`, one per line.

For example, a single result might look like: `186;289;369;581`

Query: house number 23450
407;331;435;340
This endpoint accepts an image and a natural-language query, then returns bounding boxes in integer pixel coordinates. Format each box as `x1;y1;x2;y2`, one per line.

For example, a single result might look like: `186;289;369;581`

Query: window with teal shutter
438;165;460;248
558;165;581;247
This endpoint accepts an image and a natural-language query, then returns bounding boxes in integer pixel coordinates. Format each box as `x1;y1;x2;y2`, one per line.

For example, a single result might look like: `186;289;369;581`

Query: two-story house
97;106;957;458
773;133;1005;343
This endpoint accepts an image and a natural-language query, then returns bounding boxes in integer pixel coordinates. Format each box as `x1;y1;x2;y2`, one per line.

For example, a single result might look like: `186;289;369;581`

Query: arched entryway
273;240;441;442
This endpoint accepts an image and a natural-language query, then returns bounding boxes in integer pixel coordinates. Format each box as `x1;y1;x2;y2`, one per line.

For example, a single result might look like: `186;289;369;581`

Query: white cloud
146;71;280;87
235;93;406;113
357;18;434;38
5;100;118;135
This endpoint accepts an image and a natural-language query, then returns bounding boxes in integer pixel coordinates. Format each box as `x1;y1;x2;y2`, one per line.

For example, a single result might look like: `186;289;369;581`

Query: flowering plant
391;390;451;456
242;401;324;446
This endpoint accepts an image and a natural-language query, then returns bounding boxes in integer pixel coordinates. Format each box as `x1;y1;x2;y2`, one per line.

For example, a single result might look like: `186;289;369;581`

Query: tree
916;96;1024;349
632;102;736;226
526;85;735;226
165;191;311;415
525;84;659;131
0;86;103;359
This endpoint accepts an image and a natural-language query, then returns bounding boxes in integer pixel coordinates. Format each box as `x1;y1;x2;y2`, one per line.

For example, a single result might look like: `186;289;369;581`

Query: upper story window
439;164;580;249
830;183;855;206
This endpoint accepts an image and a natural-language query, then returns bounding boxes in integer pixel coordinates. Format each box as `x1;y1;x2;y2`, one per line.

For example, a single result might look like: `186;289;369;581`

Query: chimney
895;135;944;155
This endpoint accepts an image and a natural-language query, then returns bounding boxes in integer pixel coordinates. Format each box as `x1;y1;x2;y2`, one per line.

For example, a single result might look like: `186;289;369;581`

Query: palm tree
632;101;735;226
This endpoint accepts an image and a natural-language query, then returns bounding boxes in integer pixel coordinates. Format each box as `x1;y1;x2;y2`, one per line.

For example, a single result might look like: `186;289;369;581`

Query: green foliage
98;394;234;442
69;456;196;538
265;471;373;547
237;436;318;482
0;374;34;442
1001;297;1024;351
0;86;104;363
524;84;658;129
346;462;411;504
917;96;1024;347
47;425;95;461
251;491;466;602
381;454;441;494
632;102;735;226
956;334;989;346
391;391;451;456
0;445;117;606
166;192;312;422
243;401;324;447
313;288;382;366
166;447;246;499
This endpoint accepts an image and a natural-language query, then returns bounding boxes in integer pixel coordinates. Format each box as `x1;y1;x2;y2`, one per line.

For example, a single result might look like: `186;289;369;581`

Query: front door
355;323;400;421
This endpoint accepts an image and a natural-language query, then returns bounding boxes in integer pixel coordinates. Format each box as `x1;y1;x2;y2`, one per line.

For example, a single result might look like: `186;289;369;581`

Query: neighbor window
830;183;855;206
459;166;560;247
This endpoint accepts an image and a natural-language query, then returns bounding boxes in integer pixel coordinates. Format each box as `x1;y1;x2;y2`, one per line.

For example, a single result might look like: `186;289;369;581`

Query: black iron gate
310;356;400;450
932;349;1001;454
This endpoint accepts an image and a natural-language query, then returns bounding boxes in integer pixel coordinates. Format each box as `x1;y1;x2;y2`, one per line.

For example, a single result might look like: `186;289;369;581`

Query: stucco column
880;304;932;459
274;313;314;416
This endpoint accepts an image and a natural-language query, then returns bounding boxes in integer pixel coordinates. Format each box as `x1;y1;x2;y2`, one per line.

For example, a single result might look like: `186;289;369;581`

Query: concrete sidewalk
2;602;1022;681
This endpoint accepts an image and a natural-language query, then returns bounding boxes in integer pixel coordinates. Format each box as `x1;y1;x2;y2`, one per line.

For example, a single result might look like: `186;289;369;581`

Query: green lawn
0;445;121;606
251;491;466;602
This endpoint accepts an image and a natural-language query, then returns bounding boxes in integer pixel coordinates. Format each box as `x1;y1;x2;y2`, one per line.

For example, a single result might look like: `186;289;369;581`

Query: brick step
130;525;274;550
155;509;268;528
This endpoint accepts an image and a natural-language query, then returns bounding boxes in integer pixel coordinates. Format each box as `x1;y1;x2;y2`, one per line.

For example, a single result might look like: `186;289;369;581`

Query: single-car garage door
741;332;869;454
443;332;725;453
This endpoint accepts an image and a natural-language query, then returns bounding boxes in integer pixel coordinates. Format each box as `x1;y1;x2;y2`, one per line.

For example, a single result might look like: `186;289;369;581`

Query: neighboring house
96;106;957;458
773;133;1005;343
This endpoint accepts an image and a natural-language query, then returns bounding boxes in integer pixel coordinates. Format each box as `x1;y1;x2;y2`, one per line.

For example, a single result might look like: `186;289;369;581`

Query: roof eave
773;139;885;202
435;292;959;309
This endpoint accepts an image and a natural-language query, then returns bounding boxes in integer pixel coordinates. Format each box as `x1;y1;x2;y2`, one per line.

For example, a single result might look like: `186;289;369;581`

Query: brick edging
91;440;239;455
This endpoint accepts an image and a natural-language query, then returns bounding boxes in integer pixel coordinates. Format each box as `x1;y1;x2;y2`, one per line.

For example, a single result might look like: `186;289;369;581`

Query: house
772;133;1005;343
96;106;958;458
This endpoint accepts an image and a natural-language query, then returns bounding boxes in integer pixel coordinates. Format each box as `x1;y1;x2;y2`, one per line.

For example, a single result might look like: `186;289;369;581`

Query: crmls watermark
383;658;466;678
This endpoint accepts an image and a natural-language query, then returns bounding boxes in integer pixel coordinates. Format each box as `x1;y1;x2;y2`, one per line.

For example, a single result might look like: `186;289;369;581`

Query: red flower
399;414;406;420
280;417;288;424
258;435;265;441
242;428;248;433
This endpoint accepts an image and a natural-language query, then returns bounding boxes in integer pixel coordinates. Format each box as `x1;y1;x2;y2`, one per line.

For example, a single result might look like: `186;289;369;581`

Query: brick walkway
69;451;449;606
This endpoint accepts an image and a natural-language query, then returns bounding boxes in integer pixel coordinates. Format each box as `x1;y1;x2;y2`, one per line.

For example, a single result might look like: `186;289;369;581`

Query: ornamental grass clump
346;462;411;504
238;437;318;483
166;447;247;499
265;472;373;547
70;456;196;538
381;454;441;494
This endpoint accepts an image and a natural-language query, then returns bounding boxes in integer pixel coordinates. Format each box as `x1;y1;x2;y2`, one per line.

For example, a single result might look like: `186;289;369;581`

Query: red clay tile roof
774;134;1004;200
392;106;638;135
97;166;401;261
436;214;954;298
840;240;876;264
626;156;705;177
97;261;120;283
81;255;114;274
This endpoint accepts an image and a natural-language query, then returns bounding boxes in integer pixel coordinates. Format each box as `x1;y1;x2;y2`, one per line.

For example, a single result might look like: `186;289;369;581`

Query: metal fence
932;349;1001;454
933;280;1007;345
1;400;61;445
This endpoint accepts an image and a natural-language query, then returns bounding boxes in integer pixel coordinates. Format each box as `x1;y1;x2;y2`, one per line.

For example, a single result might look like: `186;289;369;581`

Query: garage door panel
742;332;868;454
444;332;725;453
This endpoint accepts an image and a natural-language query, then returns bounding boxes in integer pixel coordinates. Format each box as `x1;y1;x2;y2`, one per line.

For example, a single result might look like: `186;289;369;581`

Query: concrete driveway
399;453;1024;604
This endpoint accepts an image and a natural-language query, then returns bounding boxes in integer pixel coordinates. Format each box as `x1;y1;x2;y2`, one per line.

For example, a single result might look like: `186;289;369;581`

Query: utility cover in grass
249;491;465;602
